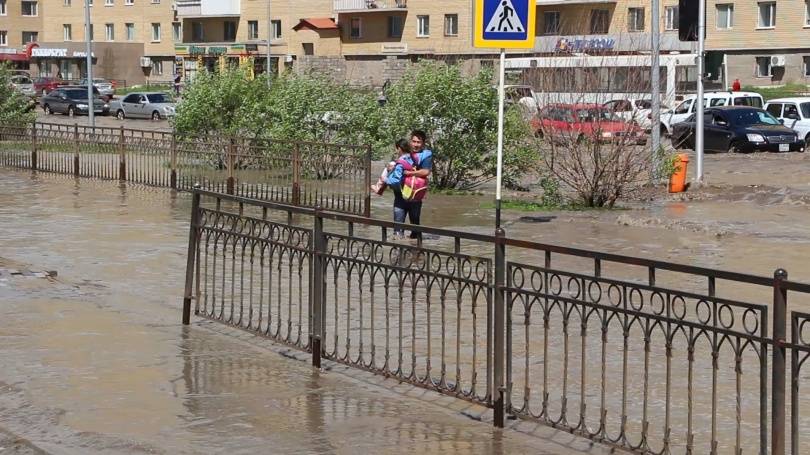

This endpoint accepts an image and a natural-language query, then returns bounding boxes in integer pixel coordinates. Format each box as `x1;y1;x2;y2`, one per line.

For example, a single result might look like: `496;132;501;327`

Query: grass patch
430;187;485;196
481;199;629;212
742;83;810;101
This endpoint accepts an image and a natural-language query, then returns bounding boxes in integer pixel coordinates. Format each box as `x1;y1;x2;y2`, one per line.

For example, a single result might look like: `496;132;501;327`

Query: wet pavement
0;171;611;455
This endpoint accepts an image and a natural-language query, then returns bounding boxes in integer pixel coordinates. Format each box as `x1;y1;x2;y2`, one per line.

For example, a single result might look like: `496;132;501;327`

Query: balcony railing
333;0;407;13
175;0;240;17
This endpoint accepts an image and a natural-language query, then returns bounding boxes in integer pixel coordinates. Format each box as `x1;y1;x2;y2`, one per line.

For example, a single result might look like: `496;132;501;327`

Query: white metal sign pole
84;0;95;128
495;48;506;228
696;0;706;181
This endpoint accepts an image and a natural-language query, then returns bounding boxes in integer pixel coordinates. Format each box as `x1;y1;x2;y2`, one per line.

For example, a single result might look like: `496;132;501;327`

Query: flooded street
1;149;809;454
0;170;607;455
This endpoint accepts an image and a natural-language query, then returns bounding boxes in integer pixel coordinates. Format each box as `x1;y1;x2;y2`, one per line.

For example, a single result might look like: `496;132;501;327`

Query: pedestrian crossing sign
474;0;536;49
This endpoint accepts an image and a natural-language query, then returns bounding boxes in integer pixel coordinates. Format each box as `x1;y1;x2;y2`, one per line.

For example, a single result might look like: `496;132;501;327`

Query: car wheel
43;104;51;115
728;141;743;154
804;134;810;152
151;111;161;121
660;124;669;138
116;110;126;120
68;105;75;117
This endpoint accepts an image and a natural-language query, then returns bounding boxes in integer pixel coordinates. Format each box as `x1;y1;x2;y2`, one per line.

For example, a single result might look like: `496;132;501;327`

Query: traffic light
678;0;700;41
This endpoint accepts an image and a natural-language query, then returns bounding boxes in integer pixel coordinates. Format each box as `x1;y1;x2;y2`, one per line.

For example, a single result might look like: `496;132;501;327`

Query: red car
32;77;67;96
532;103;647;145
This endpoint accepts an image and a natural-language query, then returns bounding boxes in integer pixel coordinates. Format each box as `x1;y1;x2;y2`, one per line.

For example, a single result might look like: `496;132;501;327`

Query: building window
22;31;38;43
388;15;404;38
543;11;560;35
416;15;429;37
0;31;7;46
152;60;163;75
126;23;135;40
105;0;112;5
444;14;458;36
665;6;679;31
716;4;734;29
271;20;281;39
151;23;161;42
350;17;361;39
192;21;203;41
125;0;133;4
302;42;314;56
248;20;258;40
804;56;810;76
64;0;70;6
0;1;5;15
806;1;810;27
590;9;610;34
22;1;38;16
63;24;72;41
224;21;237;41
172;22;181;41
627;7;645;32
758;2;776;28
105;23;114;41
756;57;772;77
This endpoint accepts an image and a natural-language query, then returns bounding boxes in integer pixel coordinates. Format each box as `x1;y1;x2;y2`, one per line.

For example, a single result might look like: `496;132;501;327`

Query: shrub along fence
0;122;372;216
182;187;810;455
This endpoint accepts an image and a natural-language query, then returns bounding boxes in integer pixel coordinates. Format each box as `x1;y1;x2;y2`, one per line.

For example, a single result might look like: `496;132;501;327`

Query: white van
764;98;810;148
661;91;764;135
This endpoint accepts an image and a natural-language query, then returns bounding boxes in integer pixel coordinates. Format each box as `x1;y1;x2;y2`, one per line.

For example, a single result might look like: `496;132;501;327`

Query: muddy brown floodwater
0;169;611;455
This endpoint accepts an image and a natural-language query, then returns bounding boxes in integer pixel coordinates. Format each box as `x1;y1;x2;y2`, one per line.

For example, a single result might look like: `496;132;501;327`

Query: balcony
176;0;240;18
334;0;407;13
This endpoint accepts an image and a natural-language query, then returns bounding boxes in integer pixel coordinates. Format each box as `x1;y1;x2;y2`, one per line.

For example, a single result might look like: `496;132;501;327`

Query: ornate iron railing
0;122;371;216
182;188;810;455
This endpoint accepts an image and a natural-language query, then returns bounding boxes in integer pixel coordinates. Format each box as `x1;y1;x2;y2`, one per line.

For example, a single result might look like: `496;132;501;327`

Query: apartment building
706;0;810;87
0;0;44;69
30;0;176;84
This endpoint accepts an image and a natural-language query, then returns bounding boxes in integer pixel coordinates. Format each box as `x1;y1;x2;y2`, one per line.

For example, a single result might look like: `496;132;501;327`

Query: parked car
78;78;115;96
764;98;810;148
32;77;67;96
661;91;764;136
109;92;176;120
40;87;110;117
532;103;647;144
671;106;805;153
10;74;36;98
603;98;669;131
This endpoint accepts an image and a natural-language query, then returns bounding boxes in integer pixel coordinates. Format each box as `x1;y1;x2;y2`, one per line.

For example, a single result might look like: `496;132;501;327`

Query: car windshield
576;108;619;122
728;109;780;126
801;103;810;119
146;93;171;103
635;100;652;109
11;76;32;84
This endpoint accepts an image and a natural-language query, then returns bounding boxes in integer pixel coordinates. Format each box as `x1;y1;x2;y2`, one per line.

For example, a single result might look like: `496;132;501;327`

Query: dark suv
41;87;109;117
672;106;805;153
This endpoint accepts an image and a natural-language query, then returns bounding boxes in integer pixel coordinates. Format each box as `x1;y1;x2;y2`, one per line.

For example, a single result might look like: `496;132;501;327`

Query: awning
0;54;30;62
293;18;339;31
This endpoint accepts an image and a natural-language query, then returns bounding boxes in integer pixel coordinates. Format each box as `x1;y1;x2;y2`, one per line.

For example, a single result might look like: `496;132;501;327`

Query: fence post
493;227;506;428
31;121;37;171
226;138;236;195
170;133;178;189
118;126;126;181
364;145;372;218
311;206;324;368
292;143;301;206
73;123;80;176
772;268;788;455
182;184;202;325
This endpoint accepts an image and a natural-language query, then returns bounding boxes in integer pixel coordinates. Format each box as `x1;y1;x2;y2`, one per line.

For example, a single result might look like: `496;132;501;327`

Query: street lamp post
84;0;95;127
266;0;272;88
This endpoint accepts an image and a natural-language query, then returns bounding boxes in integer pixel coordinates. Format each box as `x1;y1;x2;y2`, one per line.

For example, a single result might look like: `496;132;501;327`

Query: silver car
78;78;115;97
110;92;176;120
10;74;36;98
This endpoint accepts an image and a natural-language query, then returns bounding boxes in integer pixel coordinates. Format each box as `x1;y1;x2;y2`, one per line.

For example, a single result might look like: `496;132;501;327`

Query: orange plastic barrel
668;153;690;193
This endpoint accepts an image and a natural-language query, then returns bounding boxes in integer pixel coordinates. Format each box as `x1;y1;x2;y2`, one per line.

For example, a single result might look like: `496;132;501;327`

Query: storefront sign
32;48;68;58
208;47;228;56
0;48;20;54
555;37;615;53
381;43;408;54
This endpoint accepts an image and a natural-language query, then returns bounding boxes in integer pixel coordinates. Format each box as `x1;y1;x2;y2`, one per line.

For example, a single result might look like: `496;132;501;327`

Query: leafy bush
0;64;35;125
378;62;536;190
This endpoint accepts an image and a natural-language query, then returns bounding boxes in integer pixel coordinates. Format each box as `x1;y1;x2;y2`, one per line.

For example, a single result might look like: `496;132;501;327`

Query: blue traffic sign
474;0;536;48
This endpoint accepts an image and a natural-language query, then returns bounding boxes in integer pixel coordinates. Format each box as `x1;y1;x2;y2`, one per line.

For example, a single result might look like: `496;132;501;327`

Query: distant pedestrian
384;130;433;241
56;71;63;80
174;72;182;96
732;78;741;92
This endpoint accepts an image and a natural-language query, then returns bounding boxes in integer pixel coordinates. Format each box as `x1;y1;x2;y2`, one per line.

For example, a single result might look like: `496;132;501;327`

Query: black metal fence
182;188;810;455
0;122;371;216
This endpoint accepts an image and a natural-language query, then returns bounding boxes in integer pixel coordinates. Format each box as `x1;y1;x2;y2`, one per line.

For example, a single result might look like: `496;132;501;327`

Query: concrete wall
726;51;810;87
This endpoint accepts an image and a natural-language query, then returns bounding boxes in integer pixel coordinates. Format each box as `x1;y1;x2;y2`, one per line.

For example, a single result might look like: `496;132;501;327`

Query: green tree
0;64;35;125
379;62;536;190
